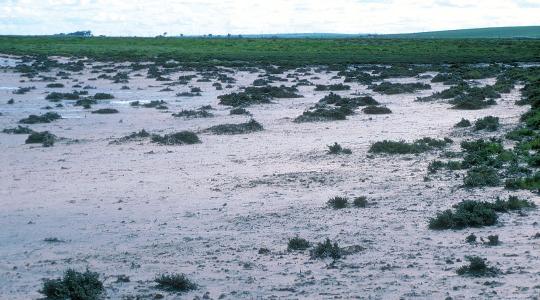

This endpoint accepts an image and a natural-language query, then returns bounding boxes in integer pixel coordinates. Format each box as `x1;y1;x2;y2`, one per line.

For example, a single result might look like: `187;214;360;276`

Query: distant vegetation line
0;35;539;66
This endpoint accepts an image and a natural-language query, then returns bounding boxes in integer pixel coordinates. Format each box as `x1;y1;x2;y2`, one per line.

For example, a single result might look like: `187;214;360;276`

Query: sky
0;0;539;36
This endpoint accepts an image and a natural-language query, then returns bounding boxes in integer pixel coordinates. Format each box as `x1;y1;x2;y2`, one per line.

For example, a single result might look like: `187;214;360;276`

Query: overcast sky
1;0;539;36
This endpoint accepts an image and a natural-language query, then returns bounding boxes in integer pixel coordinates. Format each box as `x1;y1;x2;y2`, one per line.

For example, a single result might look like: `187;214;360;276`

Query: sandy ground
0;56;539;299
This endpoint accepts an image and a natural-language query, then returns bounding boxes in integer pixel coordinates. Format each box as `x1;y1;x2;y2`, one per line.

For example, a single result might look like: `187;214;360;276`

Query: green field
385;26;540;39
1;35;540;66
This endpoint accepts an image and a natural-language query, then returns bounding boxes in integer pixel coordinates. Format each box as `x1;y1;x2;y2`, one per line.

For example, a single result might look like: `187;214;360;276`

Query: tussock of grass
111;129;150;144
327;196;349;209
294;105;351;122
154;273;197;292
206;119;263;135
40;269;104;300
327;142;352;154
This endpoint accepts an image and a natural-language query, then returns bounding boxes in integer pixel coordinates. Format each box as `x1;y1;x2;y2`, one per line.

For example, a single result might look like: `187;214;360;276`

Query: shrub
310;238;342;260
206;119;263;135
362;106;392;114
465;234;477;244
369;137;452;154
463;166;500;187
294;105;351;122
230;108;250;115
287;237;311;251
456;256;499;277
314;83;350;91
485;235;500;246
19;112;61;124
172;110;213;118
46;92;82;101
40;269;104;300
428;160;462;173
353;196;368;208
46;83;64;88
112;129;150;144
92;93;114;100
3;125;34;134
474;116;500;131
25;131;56;147
7;98;14;104
455;118;472;128
370;81;431;94
219;85;302;107
151;131;201;145
327;142;352;154
327;196;349;209
154;273;197;292
141;100;167;109
13;86;35;94
505;172;540;191
92;108;119;114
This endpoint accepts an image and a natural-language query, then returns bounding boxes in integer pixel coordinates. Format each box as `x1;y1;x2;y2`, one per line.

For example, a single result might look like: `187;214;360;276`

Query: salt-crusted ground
0;56;539;299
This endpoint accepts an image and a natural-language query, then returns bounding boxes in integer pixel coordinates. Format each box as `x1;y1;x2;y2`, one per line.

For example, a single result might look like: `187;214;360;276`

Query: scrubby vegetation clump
369;137;452;154
151;131;201;145
40;269;104;300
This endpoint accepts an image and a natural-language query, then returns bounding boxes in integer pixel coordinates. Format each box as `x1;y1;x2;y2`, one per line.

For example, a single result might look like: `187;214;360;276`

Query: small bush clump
327;142;352;154
25;131;56;147
46;83;64;88
463;166;500;187
40;269;104;300
230;107;250;115
369;137;452;154
310;238;342;260
155;273;197;292
456;256;499;277
327;196;349;209
455;118;472;128
362;106;392;114
19;112;61;124
172;109;213;118
370;81;431;95
474;116;500;131
353;196;368;208
3;125;34;134
91;108;119;114
314;83;351;91
206;119;263;135
151;131;201;145
92;93;114;100
287;237;311;251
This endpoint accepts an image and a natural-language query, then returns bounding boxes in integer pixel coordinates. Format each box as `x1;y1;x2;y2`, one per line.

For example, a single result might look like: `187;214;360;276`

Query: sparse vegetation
287;237;311;251
310;238;342;260
327;196;349;209
19;112;61;124
362;105;392;114
370;81;430;94
151;131;201;145
474;116;500;131
327;142;352;154
353;196;368;208
369;137;452;154
25;131;56;147
219;85;302;107
456;256;499;277
455;118;472;128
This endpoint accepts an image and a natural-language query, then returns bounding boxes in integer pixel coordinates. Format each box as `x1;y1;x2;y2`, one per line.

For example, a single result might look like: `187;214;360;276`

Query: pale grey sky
1;0;539;36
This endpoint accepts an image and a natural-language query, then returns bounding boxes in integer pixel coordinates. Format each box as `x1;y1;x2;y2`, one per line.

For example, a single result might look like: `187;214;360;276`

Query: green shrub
456;256;499;277
155;273;197;292
369;137;452;154
19;112;61;124
112;129;150;144
151;131;201;145
294;105;351;122
40;269;104;300
25;131;56;147
370;81;431;94
91;108;119;114
465;234;477;244
310;238;342;260
314;83;350;91
455;118;472;128
46;92;82;101
3;125;34;134
505;127;535;141
7;98;14;104
474;116;500;131
463;166;500;187
218;85;302;107
92;93;114;100
327;142;352;154
230;108;250;115
353;196;368;208
505;172;540;191
172;109;213;118
327;196;349;209
287;237;311;251
362;106;392;114
206;119;263;135
46;83;64;88
485;235;500;246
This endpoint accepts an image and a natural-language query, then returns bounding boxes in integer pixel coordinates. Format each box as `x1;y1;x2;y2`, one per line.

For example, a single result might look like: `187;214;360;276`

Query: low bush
456;256;499;277
172;109;213;118
362;106;392;114
369;137;452;154
455;118;472;128
474;116;500;131
505;172;540;192
463;166;500;187
310;238;342;260
230;108;250;115
151;131;201;145
92;93;114;100
294;105;351;122
40;269;104;300
19;112;61;124
206;119;263;135
2;125;34;134
353;196;368;208
327;142;352;154
92;108;119;114
25;131;56;147
369;81;431;95
46;83;64;88
112;129;150;144
314;83;350;91
219;85;302;107
287;237;311;251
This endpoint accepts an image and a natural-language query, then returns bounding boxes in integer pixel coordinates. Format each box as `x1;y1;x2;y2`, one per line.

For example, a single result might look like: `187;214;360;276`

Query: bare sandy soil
0;56;539;299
